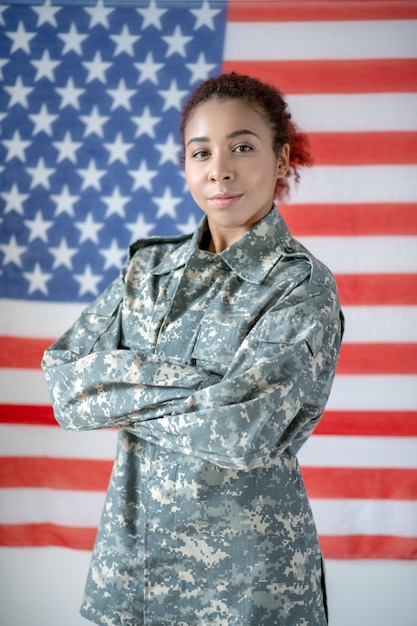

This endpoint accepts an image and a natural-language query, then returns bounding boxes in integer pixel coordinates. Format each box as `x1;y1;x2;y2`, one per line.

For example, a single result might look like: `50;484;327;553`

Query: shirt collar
150;207;296;284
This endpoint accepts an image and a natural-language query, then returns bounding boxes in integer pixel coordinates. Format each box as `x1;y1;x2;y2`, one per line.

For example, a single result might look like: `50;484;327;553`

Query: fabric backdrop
1;0;416;560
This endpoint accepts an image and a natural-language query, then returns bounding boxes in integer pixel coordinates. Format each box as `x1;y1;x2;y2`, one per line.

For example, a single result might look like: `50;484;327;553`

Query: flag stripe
335;276;417;305
281;204;417;236
0;523;97;551
2;457;416;500
2;337;416;375
3;408;417;437
224;21;417;61
318;535;417;560
307;132;417;166
227;1;417;23
222;59;417;94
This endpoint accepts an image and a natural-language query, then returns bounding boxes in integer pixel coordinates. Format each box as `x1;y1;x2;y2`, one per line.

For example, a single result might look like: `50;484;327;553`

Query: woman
42;72;343;625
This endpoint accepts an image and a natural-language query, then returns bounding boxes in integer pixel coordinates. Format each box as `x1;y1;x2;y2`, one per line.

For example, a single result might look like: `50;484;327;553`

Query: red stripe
1;524;415;558
0;404;56;425
281;204;417;236
2;457;415;501
222;59;417;94
0;457;112;491
0;336;53;369
0;523;96;550
308;132;417;166
337;344;417;375
335;274;417;306
302;467;417;500
320;534;417;560
317;410;417;436
1;405;417;437
227;1;417;22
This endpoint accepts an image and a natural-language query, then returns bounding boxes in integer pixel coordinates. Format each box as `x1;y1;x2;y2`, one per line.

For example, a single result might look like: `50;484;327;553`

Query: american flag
0;0;416;560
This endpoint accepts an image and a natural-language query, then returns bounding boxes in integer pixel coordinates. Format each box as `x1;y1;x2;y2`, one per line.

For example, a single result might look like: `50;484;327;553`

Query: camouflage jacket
42;207;343;625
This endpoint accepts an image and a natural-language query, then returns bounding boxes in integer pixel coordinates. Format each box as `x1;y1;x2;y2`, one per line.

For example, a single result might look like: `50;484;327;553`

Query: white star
186;52;216;84
49;238;77;270
176;213;201;235
128;160;157;192
56;77;84;110
131;106;161;139
80;105;110;138
137;1;167;29
74;264;102;297
77;159;106;191
32;0;61;28
190;1;221;30
5;76;33;108
107;79;136;111
53;131;82;163
84;0;114;29
82;51;112;83
110;24;140;57
58;23;88;56
27;158;55;190
31;49;60;82
102;186;130;218
3;130;31;162
162;25;192;58
153;187;182;219
125;213;156;242
155;133;181;165
24;210;53;243
51;184;80;217
0;58;8;81
134;52;164;85
1;183;29;215
6;21;36;54
24;262;52;295
75;212;104;244
104;132;134;165
158;80;188;113
29;103;59;136
0;6;7;27
0;235;27;266
100;239;127;270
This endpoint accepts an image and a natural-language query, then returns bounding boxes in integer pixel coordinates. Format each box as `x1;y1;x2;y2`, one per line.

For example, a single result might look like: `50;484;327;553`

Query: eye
191;148;210;159
234;144;252;153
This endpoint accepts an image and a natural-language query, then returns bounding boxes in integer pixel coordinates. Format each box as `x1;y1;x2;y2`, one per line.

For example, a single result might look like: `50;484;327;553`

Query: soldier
43;72;343;625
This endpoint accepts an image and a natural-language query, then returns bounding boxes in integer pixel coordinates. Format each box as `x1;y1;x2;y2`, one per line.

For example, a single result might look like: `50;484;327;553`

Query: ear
276;143;290;178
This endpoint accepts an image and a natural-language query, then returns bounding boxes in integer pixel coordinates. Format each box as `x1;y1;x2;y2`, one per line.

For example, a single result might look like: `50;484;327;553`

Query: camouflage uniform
42;207;343;625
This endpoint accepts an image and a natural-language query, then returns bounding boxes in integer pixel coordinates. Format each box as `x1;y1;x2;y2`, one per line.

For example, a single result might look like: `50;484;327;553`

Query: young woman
43;72;343;626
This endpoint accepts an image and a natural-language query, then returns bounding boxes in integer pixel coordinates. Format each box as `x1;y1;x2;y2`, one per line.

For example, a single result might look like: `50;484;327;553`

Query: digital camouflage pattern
42;207;343;625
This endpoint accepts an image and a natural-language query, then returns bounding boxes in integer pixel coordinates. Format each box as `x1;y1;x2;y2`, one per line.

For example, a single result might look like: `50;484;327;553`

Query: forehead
184;97;270;139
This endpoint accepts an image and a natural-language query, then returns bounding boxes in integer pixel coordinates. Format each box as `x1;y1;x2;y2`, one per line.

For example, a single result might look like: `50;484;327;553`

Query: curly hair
180;72;312;202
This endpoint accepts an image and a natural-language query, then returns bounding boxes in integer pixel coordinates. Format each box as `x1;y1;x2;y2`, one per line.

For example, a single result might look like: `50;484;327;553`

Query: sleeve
42;273;221;431
123;274;343;470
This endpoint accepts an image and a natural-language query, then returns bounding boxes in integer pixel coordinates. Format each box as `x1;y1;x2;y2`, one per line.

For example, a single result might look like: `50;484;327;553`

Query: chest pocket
191;317;249;376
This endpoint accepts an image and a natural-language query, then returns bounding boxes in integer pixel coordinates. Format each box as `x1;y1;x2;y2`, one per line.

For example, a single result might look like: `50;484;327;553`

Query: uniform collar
151;207;296;284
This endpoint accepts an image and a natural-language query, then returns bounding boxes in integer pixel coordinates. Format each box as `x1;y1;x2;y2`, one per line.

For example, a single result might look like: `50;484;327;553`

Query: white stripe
0;425;117;459
1;299;85;337
286;93;417;132
342;307;417;343
311;499;417;537
299;436;417;469
298;236;417;274
328;375;417;411
1;370;416;410
290;166;417;203
225;20;417;60
1;301;417;343
0;488;105;526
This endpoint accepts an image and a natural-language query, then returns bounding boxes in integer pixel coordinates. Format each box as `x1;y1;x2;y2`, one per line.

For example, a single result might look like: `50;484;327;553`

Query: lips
209;192;242;209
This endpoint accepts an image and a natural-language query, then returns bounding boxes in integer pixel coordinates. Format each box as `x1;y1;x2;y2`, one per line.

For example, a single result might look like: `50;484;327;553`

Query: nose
209;151;234;182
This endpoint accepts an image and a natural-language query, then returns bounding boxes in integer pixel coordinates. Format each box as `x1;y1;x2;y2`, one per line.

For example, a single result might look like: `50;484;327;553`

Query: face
184;97;289;251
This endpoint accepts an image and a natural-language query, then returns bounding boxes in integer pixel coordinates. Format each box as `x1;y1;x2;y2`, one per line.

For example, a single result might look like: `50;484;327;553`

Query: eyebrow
185;129;260;148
